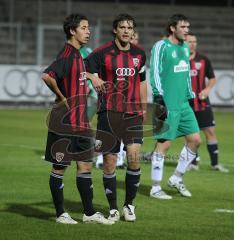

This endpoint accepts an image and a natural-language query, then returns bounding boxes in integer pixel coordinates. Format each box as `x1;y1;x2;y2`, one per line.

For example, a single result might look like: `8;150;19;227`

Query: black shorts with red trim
194;106;215;129
44;131;94;166
95;111;143;154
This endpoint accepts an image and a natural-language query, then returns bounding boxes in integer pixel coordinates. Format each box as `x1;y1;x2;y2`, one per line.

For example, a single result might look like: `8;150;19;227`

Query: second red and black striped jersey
44;43;89;131
85;41;146;115
190;52;215;112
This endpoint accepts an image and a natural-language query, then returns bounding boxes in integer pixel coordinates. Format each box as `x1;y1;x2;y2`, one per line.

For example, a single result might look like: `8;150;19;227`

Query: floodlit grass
0;109;233;240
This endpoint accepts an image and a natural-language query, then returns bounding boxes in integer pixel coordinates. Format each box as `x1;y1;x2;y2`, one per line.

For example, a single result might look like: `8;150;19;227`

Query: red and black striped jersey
44;43;89;131
190;52;215;112
85;41;146;115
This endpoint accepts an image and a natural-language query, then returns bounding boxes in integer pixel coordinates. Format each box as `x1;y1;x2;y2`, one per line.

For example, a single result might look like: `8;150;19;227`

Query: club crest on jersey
79;72;87;81
56;152;64;162
195;62;202;70
172;50;177;58
133;58;139;67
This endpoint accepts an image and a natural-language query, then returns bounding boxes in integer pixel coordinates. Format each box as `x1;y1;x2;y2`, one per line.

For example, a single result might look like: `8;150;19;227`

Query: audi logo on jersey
116;68;135;76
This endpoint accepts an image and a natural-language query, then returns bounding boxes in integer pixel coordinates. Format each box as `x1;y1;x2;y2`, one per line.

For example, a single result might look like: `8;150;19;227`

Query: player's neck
67;39;81;50
190;51;196;60
115;39;130;51
168;35;183;45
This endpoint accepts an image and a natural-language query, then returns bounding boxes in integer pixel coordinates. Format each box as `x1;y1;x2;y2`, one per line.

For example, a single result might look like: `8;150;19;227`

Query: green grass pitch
0;109;233;240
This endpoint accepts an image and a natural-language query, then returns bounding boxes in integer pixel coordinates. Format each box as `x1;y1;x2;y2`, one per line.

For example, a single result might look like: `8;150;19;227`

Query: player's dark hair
187;32;196;37
112;13;136;31
165;14;189;36
63;13;88;40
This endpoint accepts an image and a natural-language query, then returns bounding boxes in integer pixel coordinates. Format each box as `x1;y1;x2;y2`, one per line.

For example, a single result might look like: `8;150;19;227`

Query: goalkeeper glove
153;95;167;121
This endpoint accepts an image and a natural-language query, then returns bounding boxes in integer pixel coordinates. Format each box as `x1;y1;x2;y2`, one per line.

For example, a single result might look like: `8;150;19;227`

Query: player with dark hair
42;13;113;225
186;33;229;172
86;13;147;222
149;14;201;199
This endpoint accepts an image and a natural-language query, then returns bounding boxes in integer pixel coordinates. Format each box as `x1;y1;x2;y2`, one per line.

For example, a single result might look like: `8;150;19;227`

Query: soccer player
42;13;113;225
186;33;229;172
85;13;147;222
149;14;201;199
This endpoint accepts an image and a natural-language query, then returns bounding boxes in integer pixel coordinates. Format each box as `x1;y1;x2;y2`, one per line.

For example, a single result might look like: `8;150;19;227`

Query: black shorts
95;111;143;154
44;131;94;166
194;106;215;129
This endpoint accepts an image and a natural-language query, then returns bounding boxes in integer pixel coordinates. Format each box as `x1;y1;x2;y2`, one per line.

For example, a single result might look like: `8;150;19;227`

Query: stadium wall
0;65;234;107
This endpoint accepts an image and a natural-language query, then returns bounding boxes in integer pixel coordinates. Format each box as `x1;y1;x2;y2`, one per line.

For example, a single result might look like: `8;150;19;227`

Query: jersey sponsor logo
174;60;189;73
116;68;135;76
133;58;139;67
56;152;64;162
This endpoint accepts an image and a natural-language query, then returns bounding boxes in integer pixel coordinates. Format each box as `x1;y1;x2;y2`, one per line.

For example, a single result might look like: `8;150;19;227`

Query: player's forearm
42;73;65;101
206;78;216;91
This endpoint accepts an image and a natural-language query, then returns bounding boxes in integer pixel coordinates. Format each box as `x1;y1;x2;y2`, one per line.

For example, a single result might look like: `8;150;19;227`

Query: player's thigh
122;114;143;146
155;111;180;140
195;107;216;129
177;107;199;137
96;111;121;153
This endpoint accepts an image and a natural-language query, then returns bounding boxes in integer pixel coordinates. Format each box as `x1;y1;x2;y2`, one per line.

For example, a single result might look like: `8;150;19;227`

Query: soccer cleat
211;164;229;173
168;176;192;197
56;212;78;224
123;204;136;222
83;212;114;225
187;163;199;171
108;209;120;222
150;188;172;200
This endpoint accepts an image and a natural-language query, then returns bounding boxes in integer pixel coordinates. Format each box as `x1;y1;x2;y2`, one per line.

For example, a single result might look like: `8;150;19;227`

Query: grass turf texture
0;109;233;240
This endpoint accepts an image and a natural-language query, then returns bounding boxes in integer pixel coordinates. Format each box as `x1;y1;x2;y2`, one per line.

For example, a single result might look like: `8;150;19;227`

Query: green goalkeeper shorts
154;102;199;140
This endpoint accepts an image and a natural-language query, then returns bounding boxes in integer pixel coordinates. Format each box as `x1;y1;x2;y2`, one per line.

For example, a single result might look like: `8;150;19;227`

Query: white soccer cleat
150;187;172;200
108;209;120;222
56;212;78;224
168;176;192;197
211;164;229;173
83;212;114;225
123;204;136;222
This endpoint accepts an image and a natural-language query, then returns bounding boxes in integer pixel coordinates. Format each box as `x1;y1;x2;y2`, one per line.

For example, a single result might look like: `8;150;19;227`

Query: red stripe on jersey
78;57;86;129
199;59;206;110
104;54;113;111
116;52;125;112
70;56;78;129
191;60;199;111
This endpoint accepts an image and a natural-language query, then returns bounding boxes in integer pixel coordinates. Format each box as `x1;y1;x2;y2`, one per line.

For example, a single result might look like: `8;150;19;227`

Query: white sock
176;146;196;174
151;152;165;182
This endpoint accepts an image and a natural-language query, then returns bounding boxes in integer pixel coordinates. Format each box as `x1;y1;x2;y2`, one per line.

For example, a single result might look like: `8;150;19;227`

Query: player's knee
103;154;117;173
193;134;202;147
52;164;67;174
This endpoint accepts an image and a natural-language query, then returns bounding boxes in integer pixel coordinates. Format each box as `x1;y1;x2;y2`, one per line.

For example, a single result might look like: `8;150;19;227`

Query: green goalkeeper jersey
150;38;194;110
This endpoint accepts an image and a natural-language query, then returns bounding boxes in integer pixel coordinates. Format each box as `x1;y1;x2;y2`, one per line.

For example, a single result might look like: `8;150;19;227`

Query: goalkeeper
149;14;201;200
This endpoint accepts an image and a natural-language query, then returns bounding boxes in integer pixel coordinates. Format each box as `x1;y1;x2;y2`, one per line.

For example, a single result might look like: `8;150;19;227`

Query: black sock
49;172;65;217
103;172;117;210
207;142;218;166
191;153;198;165
124;168;141;206
76;172;95;216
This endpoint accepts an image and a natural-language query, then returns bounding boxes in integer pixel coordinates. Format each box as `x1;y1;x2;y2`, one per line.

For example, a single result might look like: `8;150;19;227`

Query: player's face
173;20;190;41
114;20;134;44
130;32;139;45
186;35;197;54
72;20;90;45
